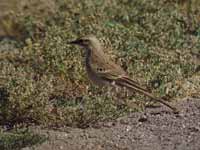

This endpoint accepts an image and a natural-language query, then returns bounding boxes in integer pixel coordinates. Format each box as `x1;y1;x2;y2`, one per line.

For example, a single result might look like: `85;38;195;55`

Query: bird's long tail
116;76;178;113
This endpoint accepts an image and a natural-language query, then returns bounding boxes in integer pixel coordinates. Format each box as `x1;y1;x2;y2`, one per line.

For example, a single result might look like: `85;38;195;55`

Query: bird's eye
97;68;105;72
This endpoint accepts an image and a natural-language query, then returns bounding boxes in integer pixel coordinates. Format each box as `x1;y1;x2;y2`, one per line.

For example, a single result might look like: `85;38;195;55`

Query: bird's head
68;35;101;51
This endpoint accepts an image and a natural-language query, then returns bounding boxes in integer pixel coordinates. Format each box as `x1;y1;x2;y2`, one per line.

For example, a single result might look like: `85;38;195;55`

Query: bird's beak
68;39;83;45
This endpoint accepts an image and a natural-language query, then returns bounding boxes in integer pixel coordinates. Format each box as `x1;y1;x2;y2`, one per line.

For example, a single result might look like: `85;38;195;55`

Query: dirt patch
23;97;200;150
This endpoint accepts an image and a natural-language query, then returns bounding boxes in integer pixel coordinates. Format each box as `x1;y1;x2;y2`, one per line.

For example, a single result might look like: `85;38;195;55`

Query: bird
68;35;178;113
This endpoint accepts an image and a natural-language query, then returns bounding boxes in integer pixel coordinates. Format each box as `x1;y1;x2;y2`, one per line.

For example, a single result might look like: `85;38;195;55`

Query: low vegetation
0;0;199;130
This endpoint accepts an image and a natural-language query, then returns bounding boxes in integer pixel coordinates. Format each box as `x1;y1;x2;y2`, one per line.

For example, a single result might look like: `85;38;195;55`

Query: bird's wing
98;69;119;80
90;49;150;92
115;76;151;92
94;65;150;93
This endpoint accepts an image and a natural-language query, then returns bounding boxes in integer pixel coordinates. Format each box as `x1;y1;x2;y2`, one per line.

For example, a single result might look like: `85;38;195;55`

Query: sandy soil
23;97;200;150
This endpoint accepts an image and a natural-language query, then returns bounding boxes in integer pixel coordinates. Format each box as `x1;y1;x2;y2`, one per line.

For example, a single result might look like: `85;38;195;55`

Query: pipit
68;35;178;113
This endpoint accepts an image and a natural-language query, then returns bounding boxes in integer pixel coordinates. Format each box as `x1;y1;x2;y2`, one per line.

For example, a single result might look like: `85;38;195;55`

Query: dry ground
23;97;200;150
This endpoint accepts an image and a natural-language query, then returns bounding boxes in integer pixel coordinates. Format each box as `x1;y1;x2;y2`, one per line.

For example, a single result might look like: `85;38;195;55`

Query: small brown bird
69;35;178;112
